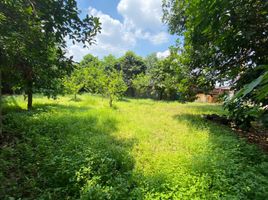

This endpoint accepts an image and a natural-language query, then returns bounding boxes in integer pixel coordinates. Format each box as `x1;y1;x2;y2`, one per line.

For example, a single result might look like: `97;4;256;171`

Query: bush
224;67;268;130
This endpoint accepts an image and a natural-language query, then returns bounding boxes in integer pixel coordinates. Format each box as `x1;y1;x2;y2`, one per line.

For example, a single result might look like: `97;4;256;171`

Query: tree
119;51;146;96
131;53;158;98
144;53;158;71
163;0;268;89
63;68;84;100
163;0;268;128
70;54;126;107
0;0;101;110
80;54;101;68
132;74;151;97
149;47;192;100
86;54;127;107
78;54;103;94
102;70;127;107
102;54;119;72
83;67;126;107
63;55;103;100
83;65;104;95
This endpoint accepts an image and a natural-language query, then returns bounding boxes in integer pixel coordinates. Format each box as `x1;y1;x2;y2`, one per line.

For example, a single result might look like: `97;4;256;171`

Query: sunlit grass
1;94;268;199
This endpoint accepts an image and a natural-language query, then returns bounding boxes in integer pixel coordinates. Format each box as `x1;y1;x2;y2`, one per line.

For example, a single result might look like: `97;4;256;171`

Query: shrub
224;67;268;130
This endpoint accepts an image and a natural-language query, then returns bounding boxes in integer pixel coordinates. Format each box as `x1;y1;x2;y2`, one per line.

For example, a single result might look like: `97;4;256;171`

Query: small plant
63;69;84;100
102;70;127;107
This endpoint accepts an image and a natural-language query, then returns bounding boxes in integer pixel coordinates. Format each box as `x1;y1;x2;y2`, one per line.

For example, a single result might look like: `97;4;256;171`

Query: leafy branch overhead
232;69;268;102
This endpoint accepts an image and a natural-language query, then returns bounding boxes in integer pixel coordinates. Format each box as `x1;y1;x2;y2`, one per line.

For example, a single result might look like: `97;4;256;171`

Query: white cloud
67;7;136;61
88;7;136;46
66;43;90;62
67;0;171;61
117;0;169;44
149;32;169;45
156;50;170;59
117;0;163;32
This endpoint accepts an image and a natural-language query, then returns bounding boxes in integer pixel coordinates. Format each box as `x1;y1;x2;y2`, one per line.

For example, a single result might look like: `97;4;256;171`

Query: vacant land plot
1;95;268;199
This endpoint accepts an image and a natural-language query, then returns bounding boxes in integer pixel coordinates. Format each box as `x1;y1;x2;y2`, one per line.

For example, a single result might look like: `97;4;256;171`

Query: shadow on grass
118;98;131;102
172;109;268;199
2;100;92;115
2;102;268;199
69;97;82;102
32;103;91;113
2;96;24;114
1;105;138;199
183;103;225;114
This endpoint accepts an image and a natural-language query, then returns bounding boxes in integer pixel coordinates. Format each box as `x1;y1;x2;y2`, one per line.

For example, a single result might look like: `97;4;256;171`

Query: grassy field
1;94;268;199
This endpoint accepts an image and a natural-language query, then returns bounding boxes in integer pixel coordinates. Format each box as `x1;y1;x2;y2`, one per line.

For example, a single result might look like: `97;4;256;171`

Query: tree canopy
0;0;101;109
119;51;146;96
163;0;268;129
163;0;268;87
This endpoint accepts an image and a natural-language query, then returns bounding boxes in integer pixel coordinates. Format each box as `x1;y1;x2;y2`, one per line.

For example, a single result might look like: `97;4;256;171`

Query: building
195;86;234;103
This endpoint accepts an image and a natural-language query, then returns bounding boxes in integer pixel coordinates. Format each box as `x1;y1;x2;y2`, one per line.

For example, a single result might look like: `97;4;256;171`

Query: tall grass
1;94;268;199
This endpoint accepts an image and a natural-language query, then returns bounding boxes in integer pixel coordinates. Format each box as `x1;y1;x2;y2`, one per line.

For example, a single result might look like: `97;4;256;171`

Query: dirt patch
204;114;268;152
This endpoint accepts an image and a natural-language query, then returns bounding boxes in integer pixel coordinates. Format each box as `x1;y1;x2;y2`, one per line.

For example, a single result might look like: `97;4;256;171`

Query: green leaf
232;71;268;100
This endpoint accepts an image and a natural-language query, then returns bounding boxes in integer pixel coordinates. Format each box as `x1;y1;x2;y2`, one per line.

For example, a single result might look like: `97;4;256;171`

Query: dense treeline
63;48;195;107
2;47;196;107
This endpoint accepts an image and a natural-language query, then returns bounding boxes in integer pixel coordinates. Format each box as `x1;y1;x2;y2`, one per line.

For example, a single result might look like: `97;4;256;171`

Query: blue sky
68;0;178;61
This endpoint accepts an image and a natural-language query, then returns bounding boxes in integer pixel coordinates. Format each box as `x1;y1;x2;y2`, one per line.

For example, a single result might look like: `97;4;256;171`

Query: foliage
132;74;151;97
83;66;105;95
80;54;101;68
101;54;128;104
0;0;101;109
232;68;268;101
63;68;84;100
118;51;146;96
144;53;158;71
65;54;127;107
224;67;268;129
149;47;194;101
163;0;268;127
74;52;195;102
102;54;120;72
131;49;196;101
76;54;103;95
1;95;268;199
163;0;268;86
102;70;127;107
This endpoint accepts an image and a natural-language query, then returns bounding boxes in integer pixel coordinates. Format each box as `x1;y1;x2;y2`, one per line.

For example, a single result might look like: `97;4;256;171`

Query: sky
67;0;178;61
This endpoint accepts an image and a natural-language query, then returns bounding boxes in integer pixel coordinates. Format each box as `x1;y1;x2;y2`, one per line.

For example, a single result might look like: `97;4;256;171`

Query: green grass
1;94;268;199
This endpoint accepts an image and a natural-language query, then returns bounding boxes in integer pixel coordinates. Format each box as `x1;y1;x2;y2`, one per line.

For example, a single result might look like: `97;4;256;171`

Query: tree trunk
0;68;2;137
131;87;135;97
159;89;163;100
109;96;113;107
74;93;77;100
22;63;33;110
23;92;27;101
27;80;33;110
